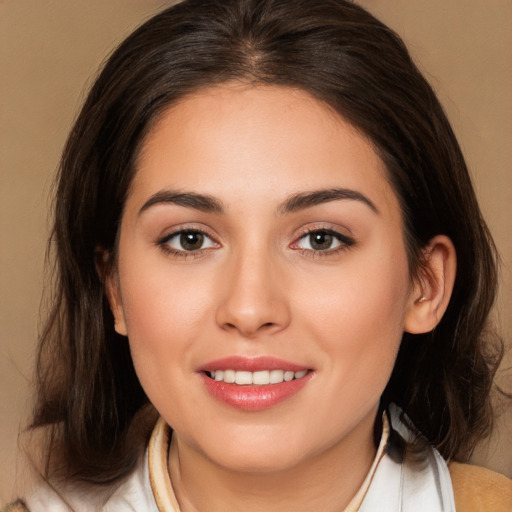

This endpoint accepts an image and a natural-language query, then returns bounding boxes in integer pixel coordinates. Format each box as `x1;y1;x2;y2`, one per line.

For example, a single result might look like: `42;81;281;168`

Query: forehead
132;83;398;217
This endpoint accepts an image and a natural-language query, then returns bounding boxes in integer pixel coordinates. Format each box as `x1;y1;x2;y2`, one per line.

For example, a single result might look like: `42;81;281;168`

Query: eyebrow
138;187;378;216
278;188;379;214
139;190;224;216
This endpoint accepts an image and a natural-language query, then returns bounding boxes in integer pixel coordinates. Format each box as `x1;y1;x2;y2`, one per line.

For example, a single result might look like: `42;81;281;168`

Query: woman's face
109;84;416;473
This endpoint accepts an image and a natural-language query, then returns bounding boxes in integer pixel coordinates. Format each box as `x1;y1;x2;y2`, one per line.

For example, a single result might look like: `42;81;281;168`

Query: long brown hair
33;0;503;484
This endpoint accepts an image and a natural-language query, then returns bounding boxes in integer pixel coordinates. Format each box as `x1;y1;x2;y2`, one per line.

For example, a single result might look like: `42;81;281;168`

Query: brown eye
180;231;205;251
295;229;354;253
309;232;334;251
160;229;217;253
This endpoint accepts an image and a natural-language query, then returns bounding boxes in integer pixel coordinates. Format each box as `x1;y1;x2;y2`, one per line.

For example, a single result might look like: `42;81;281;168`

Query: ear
95;247;128;337
404;235;457;334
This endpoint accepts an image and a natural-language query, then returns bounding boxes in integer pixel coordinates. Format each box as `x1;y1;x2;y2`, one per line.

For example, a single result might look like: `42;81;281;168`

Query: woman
5;0;511;510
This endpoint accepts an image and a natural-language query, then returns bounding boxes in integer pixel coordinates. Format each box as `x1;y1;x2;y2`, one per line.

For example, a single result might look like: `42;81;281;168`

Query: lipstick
199;356;313;411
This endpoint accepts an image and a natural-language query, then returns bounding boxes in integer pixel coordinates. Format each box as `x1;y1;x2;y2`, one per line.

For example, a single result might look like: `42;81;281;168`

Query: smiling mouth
206;369;309;385
201;362;313;410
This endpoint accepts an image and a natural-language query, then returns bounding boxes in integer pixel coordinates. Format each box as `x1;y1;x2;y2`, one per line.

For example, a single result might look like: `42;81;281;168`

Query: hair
33;0;503;485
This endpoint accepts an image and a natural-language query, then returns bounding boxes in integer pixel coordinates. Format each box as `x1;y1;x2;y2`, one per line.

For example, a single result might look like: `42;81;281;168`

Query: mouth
206;369;308;385
200;357;313;411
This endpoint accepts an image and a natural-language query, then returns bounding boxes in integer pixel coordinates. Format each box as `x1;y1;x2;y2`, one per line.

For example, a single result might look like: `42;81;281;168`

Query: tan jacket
449;462;512;512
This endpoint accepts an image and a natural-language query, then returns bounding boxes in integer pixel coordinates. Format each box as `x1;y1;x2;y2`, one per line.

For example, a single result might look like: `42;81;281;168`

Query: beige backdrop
1;0;511;502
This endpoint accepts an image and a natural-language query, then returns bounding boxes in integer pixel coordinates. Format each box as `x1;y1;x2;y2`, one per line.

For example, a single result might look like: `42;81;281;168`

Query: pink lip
200;356;309;373
199;356;313;411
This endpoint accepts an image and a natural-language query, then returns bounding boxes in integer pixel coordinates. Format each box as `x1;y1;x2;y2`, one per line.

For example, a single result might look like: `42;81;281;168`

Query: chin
198;427;308;474
213;448;305;474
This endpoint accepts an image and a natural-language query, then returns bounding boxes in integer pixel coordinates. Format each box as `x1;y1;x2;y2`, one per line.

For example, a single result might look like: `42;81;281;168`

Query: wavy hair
33;0;503;484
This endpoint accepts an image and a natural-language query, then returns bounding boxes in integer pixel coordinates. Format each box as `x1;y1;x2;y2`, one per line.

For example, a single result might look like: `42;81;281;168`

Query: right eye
159;229;217;254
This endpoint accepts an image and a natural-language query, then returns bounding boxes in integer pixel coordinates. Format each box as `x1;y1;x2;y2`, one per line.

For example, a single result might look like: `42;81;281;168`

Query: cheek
301;249;409;319
120;244;213;326
294;242;410;382
117;256;216;385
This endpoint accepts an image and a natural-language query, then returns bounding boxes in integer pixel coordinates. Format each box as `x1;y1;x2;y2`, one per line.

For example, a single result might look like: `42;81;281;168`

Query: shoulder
5;449;158;512
449;462;512;512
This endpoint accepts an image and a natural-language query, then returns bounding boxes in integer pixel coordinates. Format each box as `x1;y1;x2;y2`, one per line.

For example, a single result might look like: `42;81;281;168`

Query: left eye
163;230;217;252
296;230;350;251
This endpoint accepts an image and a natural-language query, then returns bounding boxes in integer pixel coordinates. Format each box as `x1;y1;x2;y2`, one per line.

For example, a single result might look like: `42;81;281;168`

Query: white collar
358;404;456;511
147;405;456;511
24;406;456;511
147;412;392;512
148;417;180;512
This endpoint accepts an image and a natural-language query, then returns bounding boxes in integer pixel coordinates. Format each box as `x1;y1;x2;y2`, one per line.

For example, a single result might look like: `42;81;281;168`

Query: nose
215;248;291;338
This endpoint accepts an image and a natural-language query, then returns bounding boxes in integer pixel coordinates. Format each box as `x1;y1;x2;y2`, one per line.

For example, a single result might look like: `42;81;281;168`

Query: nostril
221;320;277;337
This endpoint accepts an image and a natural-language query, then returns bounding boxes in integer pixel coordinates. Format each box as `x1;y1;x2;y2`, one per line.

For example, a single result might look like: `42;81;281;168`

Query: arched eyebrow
138;187;378;216
278;188;379;214
139;190;224;215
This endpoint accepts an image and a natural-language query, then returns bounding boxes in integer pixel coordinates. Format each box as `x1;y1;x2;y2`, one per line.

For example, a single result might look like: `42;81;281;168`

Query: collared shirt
23;405;457;511
148;413;390;512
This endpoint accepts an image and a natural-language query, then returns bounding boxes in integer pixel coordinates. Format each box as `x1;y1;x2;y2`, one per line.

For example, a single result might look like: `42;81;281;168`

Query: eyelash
157;227;218;260
292;227;355;258
157;226;355;260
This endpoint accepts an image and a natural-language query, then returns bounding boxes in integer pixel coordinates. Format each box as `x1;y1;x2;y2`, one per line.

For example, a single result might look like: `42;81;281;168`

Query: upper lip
200;356;310;373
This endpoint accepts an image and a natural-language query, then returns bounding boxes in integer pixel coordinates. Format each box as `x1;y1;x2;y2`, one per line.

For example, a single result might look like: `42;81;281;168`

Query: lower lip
201;373;312;411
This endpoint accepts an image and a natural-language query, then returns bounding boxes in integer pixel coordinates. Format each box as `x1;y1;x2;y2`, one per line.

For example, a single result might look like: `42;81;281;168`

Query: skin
107;83;455;511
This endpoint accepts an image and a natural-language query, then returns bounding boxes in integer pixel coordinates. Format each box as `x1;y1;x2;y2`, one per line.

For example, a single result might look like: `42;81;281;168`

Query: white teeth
224;369;236;383
269;369;284;383
208;369;308;385
253;370;270;385
235;371;252;385
284;371;294;381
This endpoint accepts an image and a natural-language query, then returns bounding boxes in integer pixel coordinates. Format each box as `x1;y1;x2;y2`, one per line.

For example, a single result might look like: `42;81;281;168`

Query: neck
168;411;380;512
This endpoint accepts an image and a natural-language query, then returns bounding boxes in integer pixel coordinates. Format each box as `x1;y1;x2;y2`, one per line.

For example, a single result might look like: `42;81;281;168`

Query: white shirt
25;405;456;511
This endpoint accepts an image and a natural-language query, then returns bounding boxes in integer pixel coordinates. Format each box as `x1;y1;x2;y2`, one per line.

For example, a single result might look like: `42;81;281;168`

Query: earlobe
105;270;128;336
404;235;457;334
95;247;128;337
